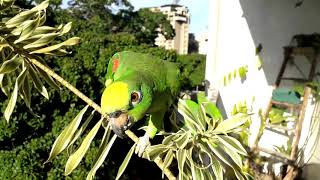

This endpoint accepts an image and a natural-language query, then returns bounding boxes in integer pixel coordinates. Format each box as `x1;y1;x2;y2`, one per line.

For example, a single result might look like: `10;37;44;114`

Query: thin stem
29;57;176;180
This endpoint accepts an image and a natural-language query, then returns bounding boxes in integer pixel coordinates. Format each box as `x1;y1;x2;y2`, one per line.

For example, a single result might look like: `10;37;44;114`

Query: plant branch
28;57;176;180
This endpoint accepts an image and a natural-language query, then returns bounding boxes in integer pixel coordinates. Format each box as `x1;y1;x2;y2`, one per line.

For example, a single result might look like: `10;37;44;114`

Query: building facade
150;4;190;54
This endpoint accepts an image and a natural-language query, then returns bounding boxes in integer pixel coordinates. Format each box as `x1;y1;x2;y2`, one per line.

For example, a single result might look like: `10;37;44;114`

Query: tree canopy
0;0;206;179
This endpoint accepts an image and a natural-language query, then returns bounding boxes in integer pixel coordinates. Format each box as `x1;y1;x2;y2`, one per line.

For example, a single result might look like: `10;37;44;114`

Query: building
150;4;190;54
196;32;208;55
205;1;320;178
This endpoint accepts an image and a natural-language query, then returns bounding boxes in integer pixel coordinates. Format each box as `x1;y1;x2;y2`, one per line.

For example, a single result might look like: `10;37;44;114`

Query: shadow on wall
239;0;320;85
299;163;320;179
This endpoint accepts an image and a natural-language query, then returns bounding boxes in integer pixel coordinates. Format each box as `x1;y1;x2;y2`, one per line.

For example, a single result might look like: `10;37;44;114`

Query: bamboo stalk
28;57;176;180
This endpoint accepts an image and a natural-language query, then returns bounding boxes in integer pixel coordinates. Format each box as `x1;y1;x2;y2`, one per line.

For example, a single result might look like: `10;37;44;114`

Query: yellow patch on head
101;82;129;114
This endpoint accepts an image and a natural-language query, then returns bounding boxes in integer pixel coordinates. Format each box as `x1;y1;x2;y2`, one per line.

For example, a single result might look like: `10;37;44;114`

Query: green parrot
101;51;180;156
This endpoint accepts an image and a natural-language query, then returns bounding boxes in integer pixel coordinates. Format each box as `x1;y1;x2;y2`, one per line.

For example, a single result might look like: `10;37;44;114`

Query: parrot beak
108;111;133;138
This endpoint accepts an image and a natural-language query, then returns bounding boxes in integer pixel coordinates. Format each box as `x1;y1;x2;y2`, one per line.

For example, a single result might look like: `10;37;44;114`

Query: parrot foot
135;134;151;157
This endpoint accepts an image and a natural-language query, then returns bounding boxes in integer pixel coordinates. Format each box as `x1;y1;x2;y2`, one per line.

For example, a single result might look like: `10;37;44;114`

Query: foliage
0;0;211;179
176;53;206;89
145;98;252;180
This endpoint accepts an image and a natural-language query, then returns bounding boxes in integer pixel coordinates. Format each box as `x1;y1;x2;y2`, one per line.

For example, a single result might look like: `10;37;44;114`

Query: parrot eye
130;91;141;105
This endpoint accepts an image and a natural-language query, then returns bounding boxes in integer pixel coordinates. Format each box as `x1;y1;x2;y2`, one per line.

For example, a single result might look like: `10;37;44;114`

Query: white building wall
206;0;320;175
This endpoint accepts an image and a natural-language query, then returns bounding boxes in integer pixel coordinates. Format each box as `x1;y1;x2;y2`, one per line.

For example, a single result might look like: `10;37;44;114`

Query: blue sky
61;0;209;36
129;0;209;36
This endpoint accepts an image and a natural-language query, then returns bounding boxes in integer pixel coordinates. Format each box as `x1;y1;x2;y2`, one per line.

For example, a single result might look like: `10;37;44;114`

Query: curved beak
108;112;133;138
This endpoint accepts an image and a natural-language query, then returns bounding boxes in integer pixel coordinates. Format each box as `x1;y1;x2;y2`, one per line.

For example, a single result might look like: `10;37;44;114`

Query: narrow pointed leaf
214;113;249;133
0;55;23;74
14;17;40;44
177;149;187;180
174;132;190;149
67;110;95;154
30;37;80;54
218;135;247;156
211;155;223;180
28;64;49;99
219;143;243;168
59;22;72;35
163;149;174;171
4;75;18;122
115;143;136;180
46;105;89;162
146;144;169;161
65;119;102;175
23;33;59;49
87;134;117;180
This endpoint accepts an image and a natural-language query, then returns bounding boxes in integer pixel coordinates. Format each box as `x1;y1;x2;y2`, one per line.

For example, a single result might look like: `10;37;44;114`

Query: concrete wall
205;0;320;175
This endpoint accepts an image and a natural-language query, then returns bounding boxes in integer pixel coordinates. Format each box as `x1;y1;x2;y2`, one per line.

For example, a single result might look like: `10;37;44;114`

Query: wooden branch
28;58;176;180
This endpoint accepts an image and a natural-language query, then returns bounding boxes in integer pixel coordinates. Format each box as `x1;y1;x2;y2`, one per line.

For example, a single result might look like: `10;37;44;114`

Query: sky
129;0;209;36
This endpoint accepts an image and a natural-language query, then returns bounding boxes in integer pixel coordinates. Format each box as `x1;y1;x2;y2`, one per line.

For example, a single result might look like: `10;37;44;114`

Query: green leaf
174;132;190;149
217;135;247;156
34;58;60;90
23;33;59;49
197;104;207;130
30;37;80;54
219;142;243;168
0;55;23;74
162;149;174;171
162;134;176;145
190;157;204;180
115;143;136;180
0;74;10;96
20;75;31;108
178;99;202;133
14;17;41;44
213;113;249;133
87;134;117;180
65;119;102;175
177;149;187;180
4;68;26;122
5;9;35;28
59;22;72;35
67;110;95;154
146;144;169;161
211;155;223;180
32;0;49;11
46;105;89;163
27;64;49;99
207;139;233;167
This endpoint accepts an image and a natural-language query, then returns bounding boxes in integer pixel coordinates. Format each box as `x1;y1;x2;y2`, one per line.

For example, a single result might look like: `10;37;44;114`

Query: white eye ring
130;91;142;105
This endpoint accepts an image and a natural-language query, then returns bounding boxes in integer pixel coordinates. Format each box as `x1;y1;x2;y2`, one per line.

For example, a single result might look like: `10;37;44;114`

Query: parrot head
101;80;151;138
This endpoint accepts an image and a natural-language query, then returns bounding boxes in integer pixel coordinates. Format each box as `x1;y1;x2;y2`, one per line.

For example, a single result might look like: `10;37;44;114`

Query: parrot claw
135;134;151;157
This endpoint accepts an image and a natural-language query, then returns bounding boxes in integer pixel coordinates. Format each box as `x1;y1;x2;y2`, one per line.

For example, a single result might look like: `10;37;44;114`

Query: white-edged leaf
211;155;223;180
162;149;174;176
87;134;117;180
219;142;243;168
174;132;190;149
177;149;187;180
30;37;80;54
23;33;59;49
59;22;72;35
14;17;40;44
0;55;23;74
67;110;95;154
27;64;49;99
218;135;247;156
115;143;136;180
214;113;249;133
146;144;169;161
65;119;102;175
46;105;89;163
3;68;26;122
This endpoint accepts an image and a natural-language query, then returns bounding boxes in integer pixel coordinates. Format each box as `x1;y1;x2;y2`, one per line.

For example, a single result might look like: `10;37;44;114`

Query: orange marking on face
112;59;120;72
